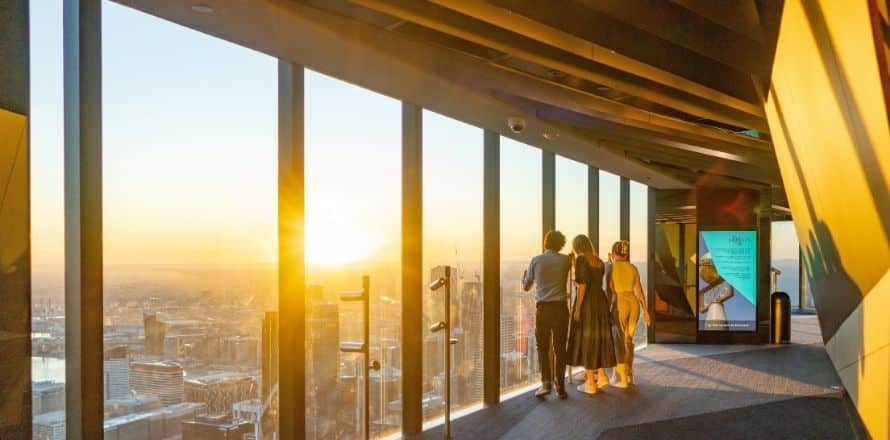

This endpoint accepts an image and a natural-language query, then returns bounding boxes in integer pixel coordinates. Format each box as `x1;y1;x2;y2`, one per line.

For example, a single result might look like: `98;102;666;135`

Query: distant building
221;336;259;368
233;400;265;440
306;290;339;439
185;372;257;415
130;361;185;406
103;402;206;440
144;314;208;358
181;414;255;440
33;410;65;440
104;345;130;400
104;394;162;419
32;381;64;415
144;313;167;356
261;311;279;439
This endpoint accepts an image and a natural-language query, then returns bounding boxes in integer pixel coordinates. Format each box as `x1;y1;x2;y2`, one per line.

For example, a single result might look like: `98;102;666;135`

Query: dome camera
507;116;526;133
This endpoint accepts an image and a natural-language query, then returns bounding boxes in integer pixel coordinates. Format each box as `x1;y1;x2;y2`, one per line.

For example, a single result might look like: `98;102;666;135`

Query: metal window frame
63;0;104;437
278;60;306;439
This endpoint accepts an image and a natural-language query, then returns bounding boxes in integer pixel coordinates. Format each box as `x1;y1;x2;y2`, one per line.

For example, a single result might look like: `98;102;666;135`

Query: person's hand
573;308;581;322
643;310;652;327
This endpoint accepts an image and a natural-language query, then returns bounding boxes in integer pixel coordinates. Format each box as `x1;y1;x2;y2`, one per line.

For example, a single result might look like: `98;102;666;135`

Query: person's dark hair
543;230;566;251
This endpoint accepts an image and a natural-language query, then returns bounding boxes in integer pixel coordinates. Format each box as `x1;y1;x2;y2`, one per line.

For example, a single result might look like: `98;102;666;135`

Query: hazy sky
29;0;801;273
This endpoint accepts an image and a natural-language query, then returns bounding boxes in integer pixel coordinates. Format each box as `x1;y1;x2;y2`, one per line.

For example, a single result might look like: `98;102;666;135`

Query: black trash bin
771;291;791;344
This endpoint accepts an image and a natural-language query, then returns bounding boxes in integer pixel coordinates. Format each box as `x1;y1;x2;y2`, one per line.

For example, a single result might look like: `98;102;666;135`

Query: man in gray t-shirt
522;230;572;399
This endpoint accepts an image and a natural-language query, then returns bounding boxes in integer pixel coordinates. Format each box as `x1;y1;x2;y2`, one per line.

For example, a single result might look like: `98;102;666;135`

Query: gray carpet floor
417;316;866;439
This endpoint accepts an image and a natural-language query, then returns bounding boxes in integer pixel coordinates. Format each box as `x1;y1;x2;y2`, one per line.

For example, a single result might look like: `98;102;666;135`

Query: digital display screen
697;230;757;332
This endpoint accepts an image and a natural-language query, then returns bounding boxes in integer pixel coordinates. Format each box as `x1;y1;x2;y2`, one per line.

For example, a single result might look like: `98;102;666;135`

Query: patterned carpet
418;316;866;439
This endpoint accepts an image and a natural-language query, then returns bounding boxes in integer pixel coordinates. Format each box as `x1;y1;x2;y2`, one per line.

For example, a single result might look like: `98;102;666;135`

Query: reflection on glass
598;171;620;258
305;71;402;439
652;223;698;343
31;1;66;437
422;111;484;422
102;4;279;439
499;138;542;393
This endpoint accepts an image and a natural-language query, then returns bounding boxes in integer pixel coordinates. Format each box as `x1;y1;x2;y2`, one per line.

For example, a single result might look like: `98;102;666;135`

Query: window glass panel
772;221;805;308
305;71;402;438
499;138;541;394
598;171;621;258
555;156;588;251
422;111;484;422
31;1;67;435
630;181;649;348
103;3;279;438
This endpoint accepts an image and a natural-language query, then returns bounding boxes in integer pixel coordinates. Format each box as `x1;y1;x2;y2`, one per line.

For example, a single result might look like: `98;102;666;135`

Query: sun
305;218;383;267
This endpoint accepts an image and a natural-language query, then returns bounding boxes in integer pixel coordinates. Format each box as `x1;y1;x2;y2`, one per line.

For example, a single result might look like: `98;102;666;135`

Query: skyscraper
261;311;278;402
144;313;167;357
306;286;339;439
129;361;184;406
104;346;130;400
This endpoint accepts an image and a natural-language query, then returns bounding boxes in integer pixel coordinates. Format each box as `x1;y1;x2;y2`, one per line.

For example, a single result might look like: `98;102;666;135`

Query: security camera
507;116;526;133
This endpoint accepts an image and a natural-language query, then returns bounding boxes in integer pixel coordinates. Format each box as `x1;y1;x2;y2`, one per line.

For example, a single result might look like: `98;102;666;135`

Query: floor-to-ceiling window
630;181;649;348
30;1;67;436
422;111;484;422
304;71;402;439
555;156;588;253
499;138;542;394
772;221;807;309
598;171;621;259
102;3;278;439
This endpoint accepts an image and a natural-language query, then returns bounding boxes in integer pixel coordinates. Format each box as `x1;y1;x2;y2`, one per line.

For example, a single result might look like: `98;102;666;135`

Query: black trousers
535;300;569;390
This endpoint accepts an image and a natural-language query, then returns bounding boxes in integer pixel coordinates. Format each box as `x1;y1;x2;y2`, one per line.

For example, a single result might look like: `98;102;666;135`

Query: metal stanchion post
340;275;380;440
429;266;455;439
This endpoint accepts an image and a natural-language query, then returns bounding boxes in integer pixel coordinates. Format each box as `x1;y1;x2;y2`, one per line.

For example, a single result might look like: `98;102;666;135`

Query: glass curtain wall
422;111;484;422
772;221;806;309
102;3;279;439
304;71;402;439
629;181;649;348
555;157;588;253
598;171;621;258
30;1;67;435
499;138;542;394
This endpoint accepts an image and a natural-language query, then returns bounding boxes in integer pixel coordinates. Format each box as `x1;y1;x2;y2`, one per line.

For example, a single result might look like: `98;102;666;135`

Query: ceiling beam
436;53;773;151
669;0;765;42
603;139;782;185
526;101;775;166
349;0;768;130
572;0;768;78
487;0;765;105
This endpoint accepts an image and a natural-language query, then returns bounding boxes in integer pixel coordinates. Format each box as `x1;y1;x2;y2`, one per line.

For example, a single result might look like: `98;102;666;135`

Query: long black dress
567;255;617;370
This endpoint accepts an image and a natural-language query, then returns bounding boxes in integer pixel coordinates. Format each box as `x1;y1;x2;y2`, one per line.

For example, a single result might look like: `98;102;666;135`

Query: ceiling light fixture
191;4;214;13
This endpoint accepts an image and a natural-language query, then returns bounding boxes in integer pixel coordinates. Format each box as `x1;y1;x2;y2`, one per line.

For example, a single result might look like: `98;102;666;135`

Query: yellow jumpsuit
611;261;640;382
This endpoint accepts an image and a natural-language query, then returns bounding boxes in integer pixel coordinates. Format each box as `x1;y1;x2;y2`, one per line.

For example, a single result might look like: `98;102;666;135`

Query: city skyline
27;2;805;439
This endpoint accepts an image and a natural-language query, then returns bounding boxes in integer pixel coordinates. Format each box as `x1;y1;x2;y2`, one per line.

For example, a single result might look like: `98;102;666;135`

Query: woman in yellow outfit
608;240;651;387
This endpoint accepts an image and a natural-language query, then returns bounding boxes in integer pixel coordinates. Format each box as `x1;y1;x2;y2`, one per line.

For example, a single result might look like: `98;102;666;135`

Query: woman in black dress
567;234;617;394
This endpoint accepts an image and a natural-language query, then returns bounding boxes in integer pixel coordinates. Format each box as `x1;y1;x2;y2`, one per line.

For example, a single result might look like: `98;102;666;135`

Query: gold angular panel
0;108;31;438
765;1;890;438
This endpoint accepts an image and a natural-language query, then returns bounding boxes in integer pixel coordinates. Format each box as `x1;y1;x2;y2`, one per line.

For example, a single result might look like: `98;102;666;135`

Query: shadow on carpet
599;395;868;440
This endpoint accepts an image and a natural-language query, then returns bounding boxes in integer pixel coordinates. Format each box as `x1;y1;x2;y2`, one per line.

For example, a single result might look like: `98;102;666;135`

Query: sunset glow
305;219;384;267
